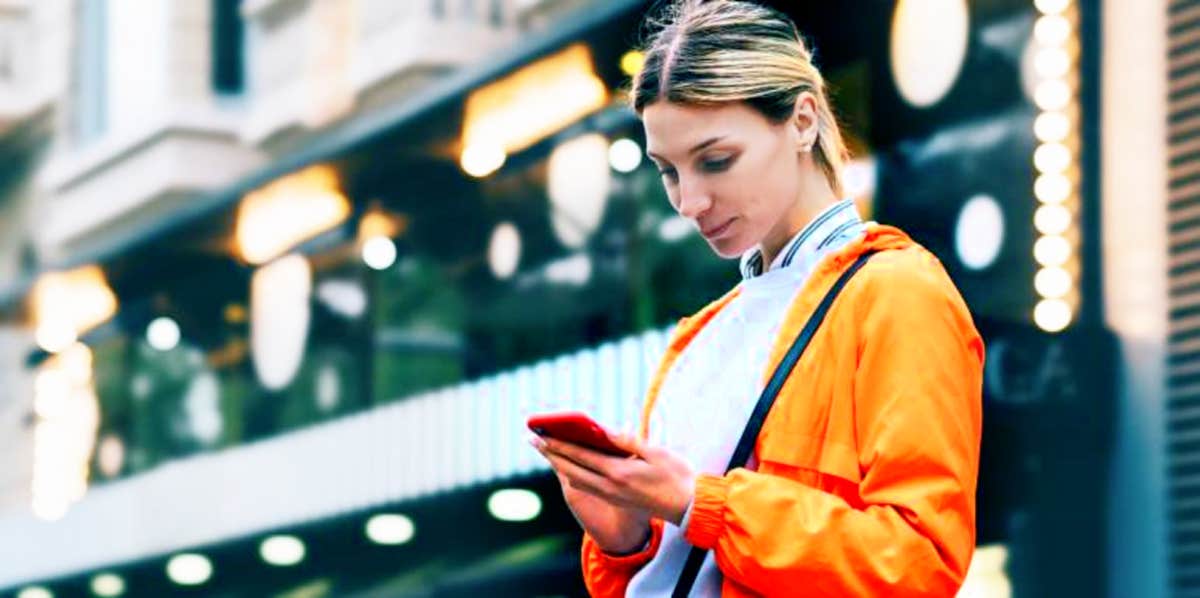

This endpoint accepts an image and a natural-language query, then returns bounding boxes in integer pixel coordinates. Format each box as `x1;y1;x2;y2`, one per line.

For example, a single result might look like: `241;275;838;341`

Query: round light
36;322;76;354
97;434;125;478
33;369;70;419
17;586;53;598
608;138;643;174
1034;235;1072;267
1034;112;1070;143
1035;0;1070;15
544;253;593;286
1035;298;1073;332
548;134;612;248
315;364;340;413
90;573;126;597
250;254;312;391
658;215;695;242
1034;80;1072;111
361;236;397;271
1035;266;1073;298
1034;143;1072;174
889;0;970;108
461;143;506;178
58;342;92;383
365;513;415;546
130;374;152;400
843;157;878;202
260;535;306;567
224;303;247;324
146;317;181;352
488;222;522;280
183;371;222;445
954;194;1005;271
1035;204;1072;235
315;280;367;319
487;488;542;522
166;553;212;586
957;545;1012;598
1035;15;1071;46
620;50;644;77
1035;174;1072;204
1034;48;1071;79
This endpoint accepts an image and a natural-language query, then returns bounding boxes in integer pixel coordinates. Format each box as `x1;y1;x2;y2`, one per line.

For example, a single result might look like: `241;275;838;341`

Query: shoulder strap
671;250;878;598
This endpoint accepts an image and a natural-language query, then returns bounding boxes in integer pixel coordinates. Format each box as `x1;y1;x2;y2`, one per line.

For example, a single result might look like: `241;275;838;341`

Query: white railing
0;322;674;587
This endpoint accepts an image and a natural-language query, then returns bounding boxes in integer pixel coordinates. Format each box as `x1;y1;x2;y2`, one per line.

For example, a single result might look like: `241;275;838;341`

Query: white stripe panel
514;366;538;475
595;342;619;431
0;324;675;586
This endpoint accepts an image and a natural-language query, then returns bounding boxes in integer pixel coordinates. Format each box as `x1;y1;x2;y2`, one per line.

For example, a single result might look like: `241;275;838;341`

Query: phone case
527;411;633;457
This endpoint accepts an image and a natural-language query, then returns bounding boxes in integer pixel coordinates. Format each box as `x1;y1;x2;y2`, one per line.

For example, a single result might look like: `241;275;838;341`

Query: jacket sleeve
581;519;665;598
682;261;985;597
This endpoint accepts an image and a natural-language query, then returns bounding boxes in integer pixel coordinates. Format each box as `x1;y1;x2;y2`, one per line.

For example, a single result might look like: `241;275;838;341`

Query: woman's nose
676;177;712;219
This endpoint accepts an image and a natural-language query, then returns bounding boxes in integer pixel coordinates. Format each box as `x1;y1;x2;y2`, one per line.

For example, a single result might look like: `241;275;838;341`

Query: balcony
32;1;266;264
241;0;522;150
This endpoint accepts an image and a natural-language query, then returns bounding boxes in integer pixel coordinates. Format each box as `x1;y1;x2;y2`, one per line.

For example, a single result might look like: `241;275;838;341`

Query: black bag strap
671;250;878;598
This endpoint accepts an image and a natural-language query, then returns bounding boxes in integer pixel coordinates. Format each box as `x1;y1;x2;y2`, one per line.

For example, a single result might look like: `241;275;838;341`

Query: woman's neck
759;176;840;269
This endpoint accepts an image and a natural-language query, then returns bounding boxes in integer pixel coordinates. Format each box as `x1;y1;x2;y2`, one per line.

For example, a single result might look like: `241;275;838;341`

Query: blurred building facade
0;0;67;518
0;0;1168;597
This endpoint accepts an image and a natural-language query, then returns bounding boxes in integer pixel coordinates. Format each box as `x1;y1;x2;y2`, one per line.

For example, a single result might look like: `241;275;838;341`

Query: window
211;0;244;95
71;0;107;144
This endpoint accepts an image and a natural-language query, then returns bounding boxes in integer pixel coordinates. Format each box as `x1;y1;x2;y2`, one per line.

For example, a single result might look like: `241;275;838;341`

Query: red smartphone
527;411;634;457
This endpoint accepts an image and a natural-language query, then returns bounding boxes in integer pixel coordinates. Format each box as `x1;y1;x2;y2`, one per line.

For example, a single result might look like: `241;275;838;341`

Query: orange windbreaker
581;224;984;597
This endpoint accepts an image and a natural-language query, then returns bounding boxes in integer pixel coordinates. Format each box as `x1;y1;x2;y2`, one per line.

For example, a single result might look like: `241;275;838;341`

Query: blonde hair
631;0;850;196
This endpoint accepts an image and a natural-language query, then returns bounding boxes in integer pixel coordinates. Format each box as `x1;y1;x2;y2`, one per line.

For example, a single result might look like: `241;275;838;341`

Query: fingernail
528;436;545;450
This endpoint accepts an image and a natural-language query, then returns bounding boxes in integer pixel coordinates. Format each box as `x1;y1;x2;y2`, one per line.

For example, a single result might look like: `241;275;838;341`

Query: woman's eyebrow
647;136;728;161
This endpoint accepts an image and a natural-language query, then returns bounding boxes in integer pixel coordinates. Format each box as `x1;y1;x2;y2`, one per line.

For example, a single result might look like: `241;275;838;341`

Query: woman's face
642;100;811;259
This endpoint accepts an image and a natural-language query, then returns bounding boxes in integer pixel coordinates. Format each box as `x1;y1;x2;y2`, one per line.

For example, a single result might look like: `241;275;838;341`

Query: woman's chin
705;235;753;260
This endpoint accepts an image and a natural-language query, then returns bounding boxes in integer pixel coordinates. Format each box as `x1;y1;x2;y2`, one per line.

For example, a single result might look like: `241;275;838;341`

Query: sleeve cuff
584;518;665;567
678;496;695;531
683;473;729;550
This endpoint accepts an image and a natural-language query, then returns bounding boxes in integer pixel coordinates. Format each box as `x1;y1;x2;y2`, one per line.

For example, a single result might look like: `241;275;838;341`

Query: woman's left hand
534;433;697;526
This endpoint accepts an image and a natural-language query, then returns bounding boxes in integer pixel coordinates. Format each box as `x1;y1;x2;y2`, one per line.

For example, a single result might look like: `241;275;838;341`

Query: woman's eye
701;156;734;173
658;167;679;182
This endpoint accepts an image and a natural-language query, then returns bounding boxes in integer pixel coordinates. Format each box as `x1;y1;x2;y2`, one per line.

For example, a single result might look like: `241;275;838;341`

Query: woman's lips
700;218;735;239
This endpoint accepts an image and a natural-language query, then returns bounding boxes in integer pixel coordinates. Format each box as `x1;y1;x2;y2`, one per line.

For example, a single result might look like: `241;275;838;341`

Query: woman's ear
792;92;820;153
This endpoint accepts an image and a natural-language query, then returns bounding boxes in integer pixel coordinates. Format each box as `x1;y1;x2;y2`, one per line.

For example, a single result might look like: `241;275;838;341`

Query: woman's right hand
531;435;652;554
557;472;652;554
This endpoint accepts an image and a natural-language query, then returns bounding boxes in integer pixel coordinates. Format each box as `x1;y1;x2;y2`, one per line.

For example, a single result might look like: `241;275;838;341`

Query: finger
542;450;618;500
533;440;575;475
606;432;646;458
552;470;583;494
621;436;681;464
541;437;618;476
528;435;548;452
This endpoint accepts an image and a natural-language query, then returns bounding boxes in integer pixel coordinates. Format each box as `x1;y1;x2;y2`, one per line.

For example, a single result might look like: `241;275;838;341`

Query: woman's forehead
643;102;768;157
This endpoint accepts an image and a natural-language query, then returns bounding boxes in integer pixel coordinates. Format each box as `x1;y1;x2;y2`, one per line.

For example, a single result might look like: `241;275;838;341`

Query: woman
531;1;984;596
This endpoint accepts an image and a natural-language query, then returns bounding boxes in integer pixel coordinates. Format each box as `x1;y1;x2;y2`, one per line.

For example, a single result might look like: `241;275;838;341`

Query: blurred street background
0;0;1172;596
